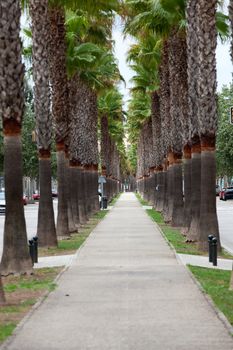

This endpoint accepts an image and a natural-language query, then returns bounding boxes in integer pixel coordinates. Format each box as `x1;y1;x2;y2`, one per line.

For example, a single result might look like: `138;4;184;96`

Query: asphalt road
0;199;58;258
0;197;232;258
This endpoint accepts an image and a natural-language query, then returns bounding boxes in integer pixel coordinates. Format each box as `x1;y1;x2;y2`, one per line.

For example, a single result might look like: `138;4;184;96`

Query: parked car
32;191;40;200
219;187;233;201
0;192;6;214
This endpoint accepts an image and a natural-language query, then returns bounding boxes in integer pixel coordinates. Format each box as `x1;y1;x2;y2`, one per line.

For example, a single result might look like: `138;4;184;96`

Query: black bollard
208;235;214;263
29;240;34;265
33;236;38;263
212;237;218;266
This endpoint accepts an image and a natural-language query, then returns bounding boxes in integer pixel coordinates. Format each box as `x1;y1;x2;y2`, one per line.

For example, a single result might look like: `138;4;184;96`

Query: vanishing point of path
2;193;233;350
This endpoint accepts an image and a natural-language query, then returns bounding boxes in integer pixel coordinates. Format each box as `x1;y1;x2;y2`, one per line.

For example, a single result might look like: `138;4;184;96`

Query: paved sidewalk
2;193;233;350
178;253;233;271
34;254;75;269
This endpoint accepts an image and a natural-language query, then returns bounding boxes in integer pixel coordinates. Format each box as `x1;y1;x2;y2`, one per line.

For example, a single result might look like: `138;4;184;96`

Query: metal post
28;240;34;265
212;237;218;266
208;235;214;263
33;236;38;263
101;182;104;210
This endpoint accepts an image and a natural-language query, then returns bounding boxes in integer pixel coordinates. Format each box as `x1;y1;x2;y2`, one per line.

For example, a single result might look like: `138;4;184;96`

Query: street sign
98;176;106;184
230;107;233;125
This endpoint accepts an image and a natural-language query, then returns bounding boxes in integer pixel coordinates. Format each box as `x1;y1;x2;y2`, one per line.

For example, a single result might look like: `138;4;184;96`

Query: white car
0;192;6;214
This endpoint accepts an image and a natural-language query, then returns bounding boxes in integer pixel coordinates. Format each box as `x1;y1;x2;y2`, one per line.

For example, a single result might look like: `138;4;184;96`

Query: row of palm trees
126;0;230;251
0;0;127;302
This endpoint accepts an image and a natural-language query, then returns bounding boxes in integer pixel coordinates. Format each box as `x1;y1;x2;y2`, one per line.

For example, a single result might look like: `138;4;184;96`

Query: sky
112;8;233;108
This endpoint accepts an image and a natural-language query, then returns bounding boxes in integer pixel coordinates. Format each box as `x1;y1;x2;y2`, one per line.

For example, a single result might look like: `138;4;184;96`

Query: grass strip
188;266;233;326
135;193;149;206
136;193;233;329
39;210;109;256
109;192;122;206
0;267;61;344
146;207;233;259
0;324;16;342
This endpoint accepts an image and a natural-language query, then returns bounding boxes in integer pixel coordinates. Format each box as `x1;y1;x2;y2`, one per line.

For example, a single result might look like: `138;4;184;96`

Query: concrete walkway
2;193;233;350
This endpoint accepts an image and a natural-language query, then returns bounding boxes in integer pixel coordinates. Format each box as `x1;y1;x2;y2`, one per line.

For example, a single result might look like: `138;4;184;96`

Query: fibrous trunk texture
48;5;69;237
29;0;52;152
37;154;57;247
1;136;32;275
48;5;68;144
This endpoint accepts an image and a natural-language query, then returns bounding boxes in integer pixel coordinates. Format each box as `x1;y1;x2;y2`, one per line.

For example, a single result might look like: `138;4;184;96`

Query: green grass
135;193;149;206
146;208;233;258
189;266;233;326
0;299;37;314
3;268;59;293
39;210;109;256
109;193;122;206
146;208;202;255
147;209;164;224
0;324;16;342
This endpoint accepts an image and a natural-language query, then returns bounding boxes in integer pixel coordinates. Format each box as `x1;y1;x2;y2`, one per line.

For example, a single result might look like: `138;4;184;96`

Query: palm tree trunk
198;139;220;250
155;169;164;212
186;142;201;241
153;171;158;209
1;135;32;275
163;152;174;223
68;166;80;230
37;150;57;247
48;5;69;238
67;166;76;233
56;145;69;237
0;0;32;275
79;168;88;224
92;166;100;212
183;145;192;232
0;276;5;304
171;156;184;227
197;0;220;251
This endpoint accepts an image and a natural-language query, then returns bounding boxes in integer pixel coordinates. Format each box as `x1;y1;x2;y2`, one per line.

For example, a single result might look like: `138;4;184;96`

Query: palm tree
29;0;57;246
99;88;125;199
185;0;202;241
197;0;220;250
50;0;121;232
47;3;70;238
229;0;233;61
0;0;32;275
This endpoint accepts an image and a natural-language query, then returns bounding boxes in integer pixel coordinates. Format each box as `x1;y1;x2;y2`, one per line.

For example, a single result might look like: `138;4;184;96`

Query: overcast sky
112;7;233;107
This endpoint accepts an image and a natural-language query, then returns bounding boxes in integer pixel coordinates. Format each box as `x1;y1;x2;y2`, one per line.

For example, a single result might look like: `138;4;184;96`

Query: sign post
98;176;106;209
